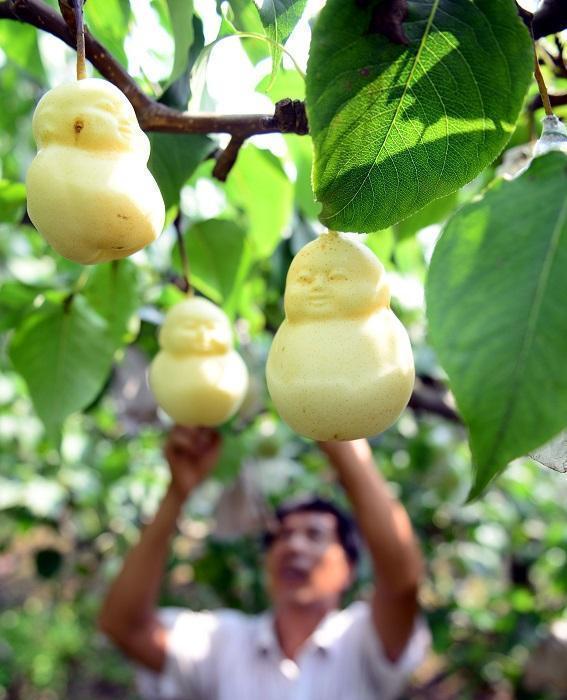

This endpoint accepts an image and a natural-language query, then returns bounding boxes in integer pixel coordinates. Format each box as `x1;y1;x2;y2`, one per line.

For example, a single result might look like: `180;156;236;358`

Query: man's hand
164;426;221;500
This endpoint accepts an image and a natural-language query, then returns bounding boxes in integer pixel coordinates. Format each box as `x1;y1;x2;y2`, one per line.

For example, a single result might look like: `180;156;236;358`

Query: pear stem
533;44;553;117
73;0;86;80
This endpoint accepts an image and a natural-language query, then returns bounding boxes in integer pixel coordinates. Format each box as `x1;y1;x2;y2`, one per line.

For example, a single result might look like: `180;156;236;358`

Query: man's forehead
279;510;338;530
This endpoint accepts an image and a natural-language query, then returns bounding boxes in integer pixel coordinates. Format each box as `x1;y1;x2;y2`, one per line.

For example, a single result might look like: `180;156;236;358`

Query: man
99;426;429;699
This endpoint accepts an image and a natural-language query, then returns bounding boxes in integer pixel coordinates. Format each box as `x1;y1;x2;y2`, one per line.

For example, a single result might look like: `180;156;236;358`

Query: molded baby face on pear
159;299;232;355
32;79;148;155
285;233;388;322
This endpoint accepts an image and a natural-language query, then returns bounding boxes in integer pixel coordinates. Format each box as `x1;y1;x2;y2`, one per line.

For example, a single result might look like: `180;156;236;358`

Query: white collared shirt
135;601;429;700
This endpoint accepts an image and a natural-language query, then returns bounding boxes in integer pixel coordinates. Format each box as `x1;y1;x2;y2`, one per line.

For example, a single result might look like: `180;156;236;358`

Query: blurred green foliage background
1;1;567;698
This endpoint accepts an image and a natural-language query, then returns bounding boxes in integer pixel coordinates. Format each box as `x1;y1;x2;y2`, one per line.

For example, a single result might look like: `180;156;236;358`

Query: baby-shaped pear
26;78;165;264
149;297;249;427
266;231;414;440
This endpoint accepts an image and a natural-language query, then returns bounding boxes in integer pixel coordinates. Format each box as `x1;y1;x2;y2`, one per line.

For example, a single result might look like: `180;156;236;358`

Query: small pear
26;78;165;264
266;231;414;440
149;297;249;427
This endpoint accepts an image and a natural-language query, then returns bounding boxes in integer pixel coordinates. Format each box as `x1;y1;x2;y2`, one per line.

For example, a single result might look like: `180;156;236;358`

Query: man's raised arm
98;426;221;671
318;439;424;663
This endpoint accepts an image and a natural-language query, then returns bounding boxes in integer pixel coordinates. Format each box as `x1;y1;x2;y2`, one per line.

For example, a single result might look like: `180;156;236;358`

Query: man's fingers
167;425;221;456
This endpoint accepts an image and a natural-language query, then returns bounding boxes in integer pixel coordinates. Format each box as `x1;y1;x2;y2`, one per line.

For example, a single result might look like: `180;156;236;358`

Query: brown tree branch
0;0;308;179
212;135;245;182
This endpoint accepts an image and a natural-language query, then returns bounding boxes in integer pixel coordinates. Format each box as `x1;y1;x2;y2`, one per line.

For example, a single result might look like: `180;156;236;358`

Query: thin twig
533;45;554;116
213;135;245;182
174;215;191;295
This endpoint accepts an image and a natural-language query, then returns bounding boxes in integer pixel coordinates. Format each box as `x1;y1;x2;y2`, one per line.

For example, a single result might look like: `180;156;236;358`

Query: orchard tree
0;0;565;495
1;1;567;698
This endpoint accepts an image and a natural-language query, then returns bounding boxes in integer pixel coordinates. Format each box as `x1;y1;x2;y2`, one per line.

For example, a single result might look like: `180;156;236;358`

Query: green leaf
83;260;139;346
0;281;40;332
306;0;533;232
166;0;195;85
9;295;115;433
225;146;294;259
148;132;213;210
84;0;132;69
160;14;205;109
395;190;458;240
0;24;45;81
0;180;26;223
256;68;305;101
426;152;567;499
183;219;251;311
286;135;320;219
225;0;270;65
257;0;307;84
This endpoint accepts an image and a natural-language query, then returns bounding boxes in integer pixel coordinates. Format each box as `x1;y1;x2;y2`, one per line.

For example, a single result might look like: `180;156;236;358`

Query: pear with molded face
266;231;415;440
26;78;165;264
149;297;249;427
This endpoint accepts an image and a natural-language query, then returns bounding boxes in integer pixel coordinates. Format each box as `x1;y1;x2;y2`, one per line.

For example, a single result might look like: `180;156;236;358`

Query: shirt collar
255;609;343;656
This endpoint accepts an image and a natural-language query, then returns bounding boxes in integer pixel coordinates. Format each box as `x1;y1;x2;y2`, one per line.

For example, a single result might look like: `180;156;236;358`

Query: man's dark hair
263;496;361;566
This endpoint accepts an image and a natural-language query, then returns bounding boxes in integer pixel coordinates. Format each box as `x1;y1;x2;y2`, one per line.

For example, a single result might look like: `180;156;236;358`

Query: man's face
265;510;353;609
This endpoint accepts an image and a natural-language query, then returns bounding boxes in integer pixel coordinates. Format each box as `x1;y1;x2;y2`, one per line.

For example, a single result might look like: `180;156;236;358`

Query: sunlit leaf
256;0;307;83
306;0;532;232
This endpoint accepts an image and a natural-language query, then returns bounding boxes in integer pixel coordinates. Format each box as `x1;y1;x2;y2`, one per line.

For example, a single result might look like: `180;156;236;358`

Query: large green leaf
148;132;213;210
0;24;44;81
183;219;251;311
83;260;139;346
9;295;115;433
306;0;532;232
257;0;307;83
84;0;131;69
225;145;294;259
166;0;195;85
426;152;567;499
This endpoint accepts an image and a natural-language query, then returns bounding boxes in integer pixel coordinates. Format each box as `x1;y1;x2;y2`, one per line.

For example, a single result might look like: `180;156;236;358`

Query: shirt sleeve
135;607;222;700
350;601;431;697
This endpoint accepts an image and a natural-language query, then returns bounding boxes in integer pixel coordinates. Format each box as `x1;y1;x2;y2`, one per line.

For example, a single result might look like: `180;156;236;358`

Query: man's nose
283;531;314;552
